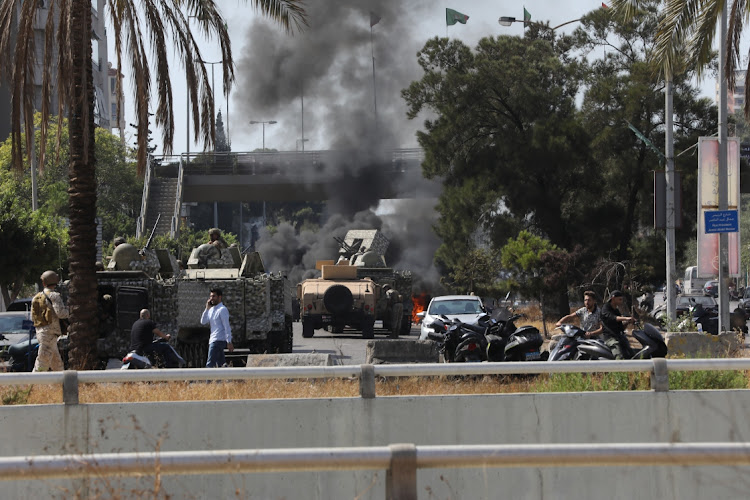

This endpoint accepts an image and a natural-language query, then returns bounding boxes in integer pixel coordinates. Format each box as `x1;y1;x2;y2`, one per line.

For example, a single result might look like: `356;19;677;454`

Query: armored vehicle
297;229;413;338
93;242;292;367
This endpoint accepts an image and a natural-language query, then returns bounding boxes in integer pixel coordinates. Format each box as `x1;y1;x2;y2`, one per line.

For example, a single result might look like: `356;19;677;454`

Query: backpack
31;292;55;328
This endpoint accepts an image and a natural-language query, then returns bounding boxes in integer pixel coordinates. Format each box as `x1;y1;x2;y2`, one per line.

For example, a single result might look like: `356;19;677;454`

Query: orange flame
411;294;431;324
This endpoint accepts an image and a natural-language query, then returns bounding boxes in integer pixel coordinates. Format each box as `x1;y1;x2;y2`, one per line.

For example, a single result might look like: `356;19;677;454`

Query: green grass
534;369;748;393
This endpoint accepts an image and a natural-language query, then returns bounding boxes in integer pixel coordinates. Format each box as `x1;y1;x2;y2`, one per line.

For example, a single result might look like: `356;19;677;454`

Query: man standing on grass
201;288;234;367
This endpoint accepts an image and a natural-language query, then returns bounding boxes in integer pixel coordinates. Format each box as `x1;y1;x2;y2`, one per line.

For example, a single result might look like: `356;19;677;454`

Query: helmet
113;236;126;246
40;270;60;286
209;228;222;237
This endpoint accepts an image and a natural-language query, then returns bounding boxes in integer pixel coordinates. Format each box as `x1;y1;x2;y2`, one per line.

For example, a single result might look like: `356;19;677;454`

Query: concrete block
366;339;440;364
246;353;334;367
664;331;742;358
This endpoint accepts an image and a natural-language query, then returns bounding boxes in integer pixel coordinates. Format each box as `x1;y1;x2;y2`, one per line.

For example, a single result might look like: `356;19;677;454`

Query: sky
108;0;712;157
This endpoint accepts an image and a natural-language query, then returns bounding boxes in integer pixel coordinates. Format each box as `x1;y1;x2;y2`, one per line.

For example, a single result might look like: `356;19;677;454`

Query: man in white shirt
200;288;234;367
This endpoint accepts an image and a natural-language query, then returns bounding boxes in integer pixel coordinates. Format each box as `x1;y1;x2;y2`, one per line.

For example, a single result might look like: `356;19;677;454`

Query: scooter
485;308;547;362
549;324;614;361
426;315;491;363
6;337;40;372
121;338;186;369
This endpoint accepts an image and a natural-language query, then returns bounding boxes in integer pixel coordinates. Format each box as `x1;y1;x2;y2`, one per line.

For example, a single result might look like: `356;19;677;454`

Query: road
290;321;419;366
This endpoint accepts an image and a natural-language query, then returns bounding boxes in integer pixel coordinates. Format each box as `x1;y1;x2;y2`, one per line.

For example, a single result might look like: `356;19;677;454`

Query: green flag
523;7;531;26
446;8;469;26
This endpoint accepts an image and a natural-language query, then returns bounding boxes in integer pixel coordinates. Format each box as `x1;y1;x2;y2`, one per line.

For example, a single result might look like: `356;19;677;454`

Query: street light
296;139;309;152
498;16;581;31
249;120;277;150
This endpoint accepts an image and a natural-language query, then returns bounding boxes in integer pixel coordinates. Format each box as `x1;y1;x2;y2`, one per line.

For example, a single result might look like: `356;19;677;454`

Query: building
716;69;746;115
108;63;126;140
0;0;120;141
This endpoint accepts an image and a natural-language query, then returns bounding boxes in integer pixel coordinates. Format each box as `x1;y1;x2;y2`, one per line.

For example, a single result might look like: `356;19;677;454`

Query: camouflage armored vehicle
297;229;412;338
93;242;293;367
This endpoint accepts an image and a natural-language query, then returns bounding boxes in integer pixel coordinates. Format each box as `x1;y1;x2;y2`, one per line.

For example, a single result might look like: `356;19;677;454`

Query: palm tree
612;0;748;116
0;0;306;369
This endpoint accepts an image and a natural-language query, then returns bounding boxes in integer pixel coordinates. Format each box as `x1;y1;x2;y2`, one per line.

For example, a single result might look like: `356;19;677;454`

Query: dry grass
1;376;540;405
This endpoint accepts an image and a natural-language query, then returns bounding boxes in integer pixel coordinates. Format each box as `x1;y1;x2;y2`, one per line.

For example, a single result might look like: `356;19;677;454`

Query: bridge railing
158;149;423;176
3;358;748;405
136;154;153;238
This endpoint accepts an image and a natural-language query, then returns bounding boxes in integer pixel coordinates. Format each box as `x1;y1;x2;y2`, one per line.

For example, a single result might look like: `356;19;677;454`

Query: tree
0;0;306;369
215;111;230;153
0;188;68;306
442;247;503;297
500;231;557;334
402;34;597;277
0;116;143;243
575;3;717;271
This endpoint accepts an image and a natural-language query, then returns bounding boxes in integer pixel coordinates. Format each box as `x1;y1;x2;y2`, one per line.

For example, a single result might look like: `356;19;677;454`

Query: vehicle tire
302;319;315;338
362;319;375;339
330;324;344;334
323;285;354;315
399;315;412;336
175;338;208;368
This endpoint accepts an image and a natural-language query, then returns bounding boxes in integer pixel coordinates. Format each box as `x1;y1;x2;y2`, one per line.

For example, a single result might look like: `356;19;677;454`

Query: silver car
417;295;487;340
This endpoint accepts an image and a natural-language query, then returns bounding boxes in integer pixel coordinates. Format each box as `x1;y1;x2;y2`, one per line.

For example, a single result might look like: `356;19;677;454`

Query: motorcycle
6;337;40;372
121;338;186;369
427;316;489;363
551;322;667;360
548;324;614;361
485;308;547;362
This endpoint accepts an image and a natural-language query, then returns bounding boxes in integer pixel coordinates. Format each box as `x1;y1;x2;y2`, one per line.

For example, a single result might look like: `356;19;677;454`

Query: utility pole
718;5;730;332
665;75;676;320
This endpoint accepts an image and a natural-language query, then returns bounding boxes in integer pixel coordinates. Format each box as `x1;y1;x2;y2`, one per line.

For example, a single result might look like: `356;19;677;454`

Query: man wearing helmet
31;270;69;372
207;228;228;250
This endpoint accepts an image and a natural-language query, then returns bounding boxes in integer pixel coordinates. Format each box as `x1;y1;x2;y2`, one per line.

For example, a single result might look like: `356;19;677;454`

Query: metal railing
1;442;749;499
170;157;184;238
3;358;750;404
136;155;152;238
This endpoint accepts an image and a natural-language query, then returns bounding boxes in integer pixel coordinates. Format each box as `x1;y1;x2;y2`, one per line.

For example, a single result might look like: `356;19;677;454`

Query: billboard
697;137;740;278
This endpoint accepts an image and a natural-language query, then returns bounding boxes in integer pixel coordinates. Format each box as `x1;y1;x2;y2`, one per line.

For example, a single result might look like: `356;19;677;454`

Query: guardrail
2;442;749;499
136;154;153;238
170;157;184;238
4;358;750;404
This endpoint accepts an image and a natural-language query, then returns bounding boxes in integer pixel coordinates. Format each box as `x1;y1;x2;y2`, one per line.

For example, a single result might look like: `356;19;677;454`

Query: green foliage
102;224;239;263
500;231;557;300
443;247;503;296
1;387;32;405
0;114;142;242
537;369;748;392
0;189;68;304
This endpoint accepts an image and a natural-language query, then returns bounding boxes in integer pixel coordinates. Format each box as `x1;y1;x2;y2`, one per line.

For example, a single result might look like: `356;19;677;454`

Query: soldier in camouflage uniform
32;270;69;372
208;228;228;250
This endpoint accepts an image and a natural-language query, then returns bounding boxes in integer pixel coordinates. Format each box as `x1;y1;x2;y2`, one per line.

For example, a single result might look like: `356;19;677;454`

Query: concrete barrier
245;353;334;367
3;390;750;499
665;331;742;357
365;339;439;364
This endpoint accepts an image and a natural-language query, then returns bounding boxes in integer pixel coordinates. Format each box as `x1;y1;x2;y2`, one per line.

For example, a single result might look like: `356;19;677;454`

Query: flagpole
371;24;378;137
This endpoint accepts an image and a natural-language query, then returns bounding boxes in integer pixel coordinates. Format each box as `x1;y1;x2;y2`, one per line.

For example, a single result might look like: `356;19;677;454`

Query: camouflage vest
31;291;54;328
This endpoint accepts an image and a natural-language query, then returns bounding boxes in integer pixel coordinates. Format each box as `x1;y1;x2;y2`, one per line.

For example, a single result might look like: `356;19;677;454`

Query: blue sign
704;210;739;234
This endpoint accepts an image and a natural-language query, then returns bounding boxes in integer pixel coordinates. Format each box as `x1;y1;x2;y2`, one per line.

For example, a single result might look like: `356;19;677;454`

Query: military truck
92;242;293;367
297;229;412;338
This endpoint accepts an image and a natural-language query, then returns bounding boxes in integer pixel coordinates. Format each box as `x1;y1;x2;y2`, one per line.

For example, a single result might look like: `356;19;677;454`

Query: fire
411;293;431;324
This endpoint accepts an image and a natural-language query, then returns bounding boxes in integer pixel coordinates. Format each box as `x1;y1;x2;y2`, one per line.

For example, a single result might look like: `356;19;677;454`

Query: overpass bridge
136;148;425;238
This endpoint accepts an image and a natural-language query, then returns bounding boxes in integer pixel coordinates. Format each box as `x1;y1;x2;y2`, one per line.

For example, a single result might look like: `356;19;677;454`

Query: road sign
704;210;739;234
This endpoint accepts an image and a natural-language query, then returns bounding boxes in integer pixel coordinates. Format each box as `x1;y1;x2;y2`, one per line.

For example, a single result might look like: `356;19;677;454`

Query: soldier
208;228;228;250
113;236;126;247
31;270;69;372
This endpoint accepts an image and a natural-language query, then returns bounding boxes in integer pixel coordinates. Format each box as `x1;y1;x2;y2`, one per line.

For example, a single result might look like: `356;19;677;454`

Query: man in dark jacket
600;290;635;359
130;309;184;368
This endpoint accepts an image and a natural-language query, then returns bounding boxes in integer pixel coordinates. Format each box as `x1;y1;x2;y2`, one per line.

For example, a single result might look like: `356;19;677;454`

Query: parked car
739;288;750;314
0;311;36;367
417;295;487;340
653;294;718;323
703;280;719;298
6;298;32;312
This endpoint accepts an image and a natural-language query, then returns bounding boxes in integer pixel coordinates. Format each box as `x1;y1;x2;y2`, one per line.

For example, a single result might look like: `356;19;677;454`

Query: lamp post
498;16;581;31
249;120;277;151
296;139;309;152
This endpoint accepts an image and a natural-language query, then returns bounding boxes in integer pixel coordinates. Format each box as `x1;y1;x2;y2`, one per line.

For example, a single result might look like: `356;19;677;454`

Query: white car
417;295;487;340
